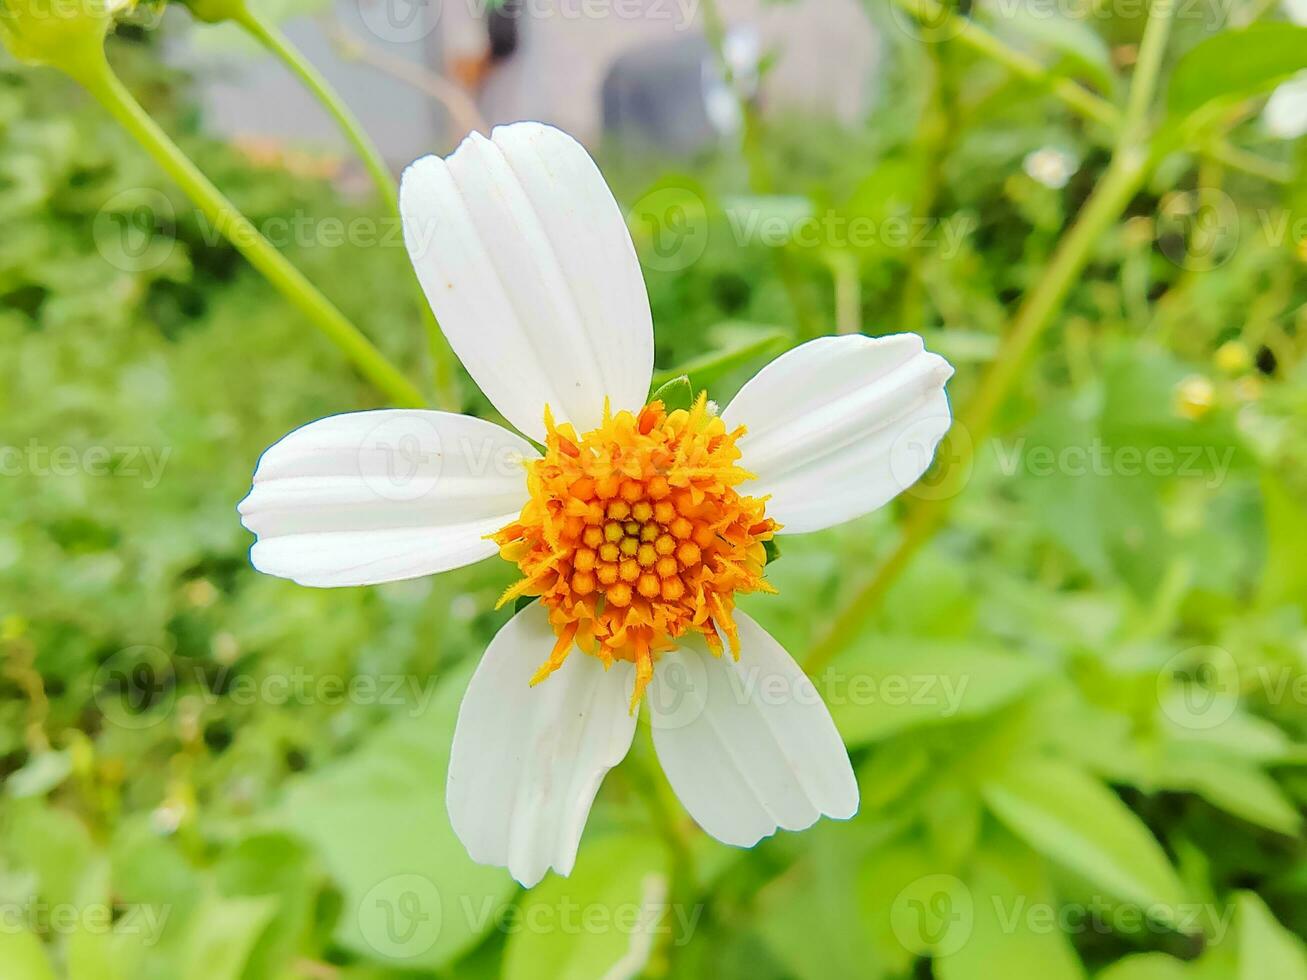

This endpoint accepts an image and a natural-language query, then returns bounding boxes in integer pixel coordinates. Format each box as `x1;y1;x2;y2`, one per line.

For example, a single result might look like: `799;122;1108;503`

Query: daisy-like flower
238;122;954;887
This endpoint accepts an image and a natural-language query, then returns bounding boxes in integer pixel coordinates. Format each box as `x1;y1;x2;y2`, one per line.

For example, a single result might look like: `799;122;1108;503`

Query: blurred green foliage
3;9;1307;980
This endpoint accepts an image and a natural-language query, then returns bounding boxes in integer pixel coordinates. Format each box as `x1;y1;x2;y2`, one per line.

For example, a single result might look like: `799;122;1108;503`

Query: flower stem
233;8;463;410
883;0;1120;129
801;0;1180;673
72;50;426;408
879;0;1286;185
803;146;1149;673
699;0;823;339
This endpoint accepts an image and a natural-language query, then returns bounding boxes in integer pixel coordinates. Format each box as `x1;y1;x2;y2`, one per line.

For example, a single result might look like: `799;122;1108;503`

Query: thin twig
321;15;487;142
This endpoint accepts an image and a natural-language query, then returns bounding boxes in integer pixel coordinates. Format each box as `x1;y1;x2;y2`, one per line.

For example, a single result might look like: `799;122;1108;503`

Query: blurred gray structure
170;0;880;172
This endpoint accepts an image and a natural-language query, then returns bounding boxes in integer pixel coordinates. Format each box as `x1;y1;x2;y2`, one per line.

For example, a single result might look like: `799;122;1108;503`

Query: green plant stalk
234;7;462;410
880;0;1287;184
802;146;1149;673
884;0;1121;128
802;0;1181;672
72;51;425;408
699;0;823;339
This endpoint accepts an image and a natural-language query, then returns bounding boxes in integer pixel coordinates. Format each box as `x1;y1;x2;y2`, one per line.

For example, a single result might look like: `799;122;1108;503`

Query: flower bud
0;0;129;74
181;0;247;23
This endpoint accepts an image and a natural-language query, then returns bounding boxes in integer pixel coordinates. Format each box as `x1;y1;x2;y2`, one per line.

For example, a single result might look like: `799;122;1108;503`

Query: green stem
803;147;1149;672
884;0;1121;129
234;7;462;411
700;0;823;339
72;50;425;407
1121;0;1176;143
235;8;395;214
881;0;1287;185
803;0;1179;673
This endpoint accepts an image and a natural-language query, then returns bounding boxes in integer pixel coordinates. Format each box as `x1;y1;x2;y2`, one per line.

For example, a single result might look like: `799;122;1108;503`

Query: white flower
1265;72;1307;140
1022;147;1078;189
1265;0;1307;139
238;122;955;887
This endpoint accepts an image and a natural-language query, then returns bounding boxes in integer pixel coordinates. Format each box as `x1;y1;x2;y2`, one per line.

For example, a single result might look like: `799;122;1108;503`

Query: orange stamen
491;396;779;712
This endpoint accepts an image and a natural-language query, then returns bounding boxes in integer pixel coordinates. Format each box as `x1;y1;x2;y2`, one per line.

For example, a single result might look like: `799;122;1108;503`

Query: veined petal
723;334;954;534
647;612;857;848
238;410;536;587
400;122;654;442
447;602;639;887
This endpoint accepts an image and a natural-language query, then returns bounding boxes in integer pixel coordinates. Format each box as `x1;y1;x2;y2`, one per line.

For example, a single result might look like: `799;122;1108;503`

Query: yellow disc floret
493;395;779;710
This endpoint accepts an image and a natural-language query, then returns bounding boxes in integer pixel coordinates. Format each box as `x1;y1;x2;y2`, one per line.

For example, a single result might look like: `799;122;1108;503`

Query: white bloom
238;122;954;887
1264;0;1307;139
1022;147;1078;189
1265;72;1307;140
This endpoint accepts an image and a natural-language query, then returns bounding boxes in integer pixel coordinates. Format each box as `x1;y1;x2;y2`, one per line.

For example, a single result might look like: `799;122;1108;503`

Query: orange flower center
493;396;779;709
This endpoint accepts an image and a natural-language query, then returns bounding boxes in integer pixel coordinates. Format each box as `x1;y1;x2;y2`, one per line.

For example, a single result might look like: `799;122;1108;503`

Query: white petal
647;612;857;848
238;410;535;587
1265;73;1307;140
400;122;654;442
723;334;954;534
447;603;638;887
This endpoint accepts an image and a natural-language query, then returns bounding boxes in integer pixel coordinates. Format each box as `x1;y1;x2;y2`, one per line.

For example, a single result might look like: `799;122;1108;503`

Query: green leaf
0;927;57;980
763;537;781;565
1160;756;1301;837
1236;892;1307;980
982;0;1116;96
757;820;889;979
273;666;516;970
649;374;694;413
1096;952;1193;980
649;323;790;389
981;759;1190;927
1260;474;1307;616
828;639;1049;747
513;594;538;614
502;834;672;980
179;893;278;980
936;838;1086;980
1168;25;1307;119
